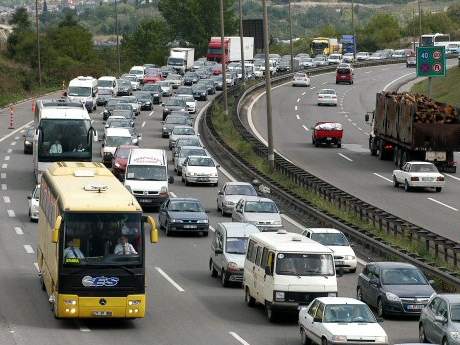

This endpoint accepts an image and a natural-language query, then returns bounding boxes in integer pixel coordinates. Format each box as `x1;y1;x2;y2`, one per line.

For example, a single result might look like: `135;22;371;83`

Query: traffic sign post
416;46;446;98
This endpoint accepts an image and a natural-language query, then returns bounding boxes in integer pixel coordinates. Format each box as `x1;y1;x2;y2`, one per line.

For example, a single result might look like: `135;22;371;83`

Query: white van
243;229;338;322
129;66;145;83
124;148;174;208
101;127;137;166
67;76;98;112
97;76;118;96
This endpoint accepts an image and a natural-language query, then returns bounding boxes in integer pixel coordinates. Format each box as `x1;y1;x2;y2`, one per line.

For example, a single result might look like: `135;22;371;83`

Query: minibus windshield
276;253;334;276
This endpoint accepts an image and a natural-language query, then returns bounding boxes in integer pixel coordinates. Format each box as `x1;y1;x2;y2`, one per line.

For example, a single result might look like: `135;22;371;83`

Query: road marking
0;121;33;144
352;122;357;126
302;125;309;131
229;332;251;345
427;198;458;212
1;184;6;190
365;71;371;74
301;92;306;96
357;127;362;131
7;148;12;153
20;129;25;133
381;68;388;71
294;105;298;111
338;153;353;162
296;114;300;120
78;322;91;332
1;173;6;179
364;131;369;136
373;173;392;183
155;267;185;292
142;121;146;128
344;114;348;118
7;209;15;217
310;86;316;90
33;262;39;272
4;156;10;161
148;111;154;117
445;173;460;182
14;227;23;235
1;163;7;169
10;141;16;146
296;98;300;103
14;136;19;140
169;191;177;198
339;111;349;114
322;81;328;85
347;118;352;122
209;226;216;232
3;196;10;203
383;72;415;91
24;245;34;254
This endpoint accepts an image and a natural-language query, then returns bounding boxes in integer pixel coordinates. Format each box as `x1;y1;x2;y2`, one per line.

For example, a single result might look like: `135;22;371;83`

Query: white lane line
141;121;146;128
155;267;185;292
352;122;357;126
373;173;392;183
321;81;328;85
4;156;10;161
14;227;23;235
169;191;177;198
357;127;363;131
427;198;458;212
33;262;39;272
365;71;371;74
294;105;298;111
1;163;7;169
24;245;34;254
7;209;15;217
1;184;6;190
209;226;216;232
296;114;300;120
364;131;369;136
339;111;349;114
301;91;306;96
14;136;19;140
445;174;460;182
0;120;33;143
302;125;309;131
1;173;6;179
148;111;154;117
296;98;300;103
229;332;251;345
7;148;12;153
381;68;388;71
20;129;25;133
10;141;16;146
347;118;352;122
344;114;348;118
3;196;10;203
310;86;316;90
338;153;353;162
383;72;415;91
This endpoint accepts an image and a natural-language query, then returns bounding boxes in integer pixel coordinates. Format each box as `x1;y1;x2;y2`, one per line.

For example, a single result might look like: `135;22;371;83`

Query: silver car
166;73;183;89
27;184;40;222
119;96;140;115
159;81;173;97
174;145;208;175
168;125;196;150
217;182;258;216
161;114;192;138
173;135;202;157
231;196;283;231
419;294;460;345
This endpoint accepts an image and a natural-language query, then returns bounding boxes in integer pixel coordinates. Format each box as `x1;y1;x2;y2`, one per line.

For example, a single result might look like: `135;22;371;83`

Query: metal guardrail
201;58;460;291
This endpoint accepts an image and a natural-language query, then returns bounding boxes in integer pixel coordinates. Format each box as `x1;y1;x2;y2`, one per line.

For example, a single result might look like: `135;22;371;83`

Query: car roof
407;161;434;165
316;297;365;305
170;197;201;203
173;125;193;129
435;294;460;303
224;181;254;187
105;127;132;136
219;222;260;237
306;228;343;234
251;230;332;253
240;196;274;203
368;261;417;269
180;146;205;151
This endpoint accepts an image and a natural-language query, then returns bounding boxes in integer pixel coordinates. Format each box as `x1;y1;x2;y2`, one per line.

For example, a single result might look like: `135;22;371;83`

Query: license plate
139;198;151;203
335;260;344;265
422;177;433;181
198;177;209;182
184;225;197;229
326;137;332;140
406;304;424;310
93;311;112;316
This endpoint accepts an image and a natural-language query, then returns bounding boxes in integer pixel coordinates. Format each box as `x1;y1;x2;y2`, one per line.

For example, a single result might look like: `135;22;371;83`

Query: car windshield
177;87;192;95
337;68;351;75
169;200;204;212
108;119;131;128
188;157;214;167
68;86;91;97
130;69;143;75
181;148;206;157
410;164;437;173
225;185;257;196
137;94;151;100
381;268;428;285
323;304;376;323
168;58;184;66
177;138;200;147
115;147;132;159
173;127;195;135
276;253;335;276
98;80;113;88
226;237;249;255
115;104;132;111
166;117;187;125
112;110;131;118
320;90;336;95
33;186;41;199
124;75;137;82
313;57;325;61
310;232;349;246
244;201;278;213
451;304;460;322
295;73;306;78
167;98;186;106
119;81;131;88
98;89;112;95
105;135;132;147
126;165;167;181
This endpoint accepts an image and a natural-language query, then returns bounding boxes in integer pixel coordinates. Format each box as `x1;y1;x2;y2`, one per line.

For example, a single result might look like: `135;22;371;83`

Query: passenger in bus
49;139;63;154
114;236;137;255
63;238;85;259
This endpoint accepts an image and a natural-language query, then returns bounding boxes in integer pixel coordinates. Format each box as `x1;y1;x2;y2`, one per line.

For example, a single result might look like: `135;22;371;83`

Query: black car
133;91;153;110
96;89;113;106
111;109;135;126
23;127;34;154
176;86;194;98
162;114;193;138
103;98;121;120
201;79;216;95
192;84;208;101
162;97;187;120
142;84;162;104
210;75;224;91
158;198;209;237
117;79;132;96
161;65;175;78
357;262;435;318
184;72;199;86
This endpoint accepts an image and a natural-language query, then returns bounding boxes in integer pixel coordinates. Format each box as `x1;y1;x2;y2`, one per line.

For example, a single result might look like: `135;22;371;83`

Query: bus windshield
63;212;143;266
37;119;92;162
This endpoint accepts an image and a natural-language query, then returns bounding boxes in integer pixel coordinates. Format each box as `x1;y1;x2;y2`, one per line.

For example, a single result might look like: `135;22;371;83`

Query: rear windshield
337;69;351;75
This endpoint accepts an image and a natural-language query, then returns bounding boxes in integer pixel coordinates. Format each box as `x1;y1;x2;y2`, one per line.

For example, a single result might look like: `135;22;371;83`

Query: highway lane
249;62;460;242
0;85;419;344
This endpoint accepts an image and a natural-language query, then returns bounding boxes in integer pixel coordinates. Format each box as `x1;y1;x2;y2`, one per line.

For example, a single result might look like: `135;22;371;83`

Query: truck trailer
167;48;195;75
207;37;254;64
367;92;460;172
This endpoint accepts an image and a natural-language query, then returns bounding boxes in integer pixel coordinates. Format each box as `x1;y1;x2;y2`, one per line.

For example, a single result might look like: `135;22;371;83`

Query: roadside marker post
8;106;14;129
32;98;36;112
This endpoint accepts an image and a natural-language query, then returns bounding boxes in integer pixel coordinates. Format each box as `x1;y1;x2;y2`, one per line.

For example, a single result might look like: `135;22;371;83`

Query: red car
143;68;163;84
312;122;343;148
336;67;353;84
111;145;137;180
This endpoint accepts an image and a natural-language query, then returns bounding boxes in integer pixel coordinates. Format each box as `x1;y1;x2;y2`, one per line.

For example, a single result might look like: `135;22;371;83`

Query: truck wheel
265;302;277;322
436;187;442;193
378;141;387;160
245;288;255;307
337;142;341;148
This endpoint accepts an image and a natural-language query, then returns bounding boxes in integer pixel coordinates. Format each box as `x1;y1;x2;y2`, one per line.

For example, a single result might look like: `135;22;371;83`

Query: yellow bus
37;162;159;319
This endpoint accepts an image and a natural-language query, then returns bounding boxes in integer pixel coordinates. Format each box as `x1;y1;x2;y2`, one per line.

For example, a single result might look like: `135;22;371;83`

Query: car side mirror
52;215;62;243
27;195;32;200
313;317;322;323
145;216;159;243
168;176;174;184
218;191;223;195
215;248;223;255
435;315;447;324
364;113;370;122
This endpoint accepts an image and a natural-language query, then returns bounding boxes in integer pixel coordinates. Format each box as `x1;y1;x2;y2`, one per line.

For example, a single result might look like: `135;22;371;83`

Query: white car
317;89;337;106
328;54;342;64
217;181;258;216
356;52;370;61
292;72;311;87
121;74;140;90
166;74;183;89
231;196;283;231
392;161;445;192
302;228;357;273
28;184;40;222
119;96;140;115
182;156;219;186
300;57;317;68
313;56;329;66
342;53;354;63
181;95;196;114
159;81;173;97
299;297;388;345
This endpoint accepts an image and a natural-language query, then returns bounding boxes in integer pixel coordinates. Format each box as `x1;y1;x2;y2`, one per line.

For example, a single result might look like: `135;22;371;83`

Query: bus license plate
93;311;112;316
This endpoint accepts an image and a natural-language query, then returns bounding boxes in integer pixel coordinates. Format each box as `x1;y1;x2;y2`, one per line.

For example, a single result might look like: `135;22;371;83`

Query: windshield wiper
119;265;137;276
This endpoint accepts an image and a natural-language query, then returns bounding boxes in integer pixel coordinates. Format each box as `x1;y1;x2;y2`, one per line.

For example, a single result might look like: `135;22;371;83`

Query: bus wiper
119;265;137;276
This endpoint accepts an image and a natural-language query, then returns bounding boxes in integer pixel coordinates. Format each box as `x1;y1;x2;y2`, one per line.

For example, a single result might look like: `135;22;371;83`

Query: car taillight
437;176;445;181
411;177;419;181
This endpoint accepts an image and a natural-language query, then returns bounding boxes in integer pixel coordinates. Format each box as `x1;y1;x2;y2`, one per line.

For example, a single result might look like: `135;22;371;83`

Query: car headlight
164;108;169;112
154;93;159;97
331;336;347;343
114;162;121;168
25;140;31;145
64;299;77;305
197;219;208;224
343;255;355;260
450;332;460;340
385;292;400;302
274;291;285;301
170;219;183;223
272;220;281;225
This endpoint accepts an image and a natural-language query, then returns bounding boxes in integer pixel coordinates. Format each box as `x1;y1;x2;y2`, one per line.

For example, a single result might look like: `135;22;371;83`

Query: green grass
411;66;460;107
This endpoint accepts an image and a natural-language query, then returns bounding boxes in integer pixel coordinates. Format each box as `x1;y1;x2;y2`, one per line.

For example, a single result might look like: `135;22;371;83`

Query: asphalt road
249;62;460;242
0;84;421;344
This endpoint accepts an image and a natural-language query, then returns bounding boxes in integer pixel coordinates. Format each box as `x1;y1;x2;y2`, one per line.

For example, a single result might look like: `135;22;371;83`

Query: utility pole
238;0;245;85
115;0;121;75
418;0;422;45
220;0;228;115
412;8;416;51
262;0;274;172
35;0;42;87
351;0;356;60
288;0;294;72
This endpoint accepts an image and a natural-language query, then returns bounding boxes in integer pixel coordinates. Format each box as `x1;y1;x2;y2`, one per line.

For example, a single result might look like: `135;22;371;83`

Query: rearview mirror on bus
145;216;159;244
52;215;62;243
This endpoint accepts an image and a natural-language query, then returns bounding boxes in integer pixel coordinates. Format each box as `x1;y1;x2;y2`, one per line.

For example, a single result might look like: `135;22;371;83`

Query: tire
300;327;311;345
404;180;411;192
337;143;341;148
245;288;255;307
349;267;356;273
221;269;228;287
265;302;277;322
322;338;328;345
184;177;189;186
202;231;209;237
210;259;218;277
221;207;228;217
393;176;399;188
378;141;386;160
377;298;385;318
356;287;363;301
165;224;172;237
419;324;427;343
315;141;319;148
436;187;442;193
442;337;448;345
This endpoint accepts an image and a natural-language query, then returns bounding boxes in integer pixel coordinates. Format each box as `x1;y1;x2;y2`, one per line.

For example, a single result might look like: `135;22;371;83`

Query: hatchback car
393;161;445;192
119;96;140;116
158;197;209;236
159;81;173;97
217;182;258;216
117;79;133;96
173;136;202;156
162;115;193;138
96;88;113;106
111;145;137;181
192;84;208;101
357;262;435;317
317;89;338;106
184;72;199;85
182;155;219;186
142;83;163;104
102;98;121;120
162;97;187;120
166;73;183;89
292;72;311;87
174;146;208;175
23;127;34;154
336;67;353;84
169;125;196;150
133;91;153;110
27;184;40;222
231;196;282;231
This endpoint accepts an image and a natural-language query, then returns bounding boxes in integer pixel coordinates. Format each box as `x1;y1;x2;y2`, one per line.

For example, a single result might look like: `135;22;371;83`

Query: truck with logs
366;92;460;173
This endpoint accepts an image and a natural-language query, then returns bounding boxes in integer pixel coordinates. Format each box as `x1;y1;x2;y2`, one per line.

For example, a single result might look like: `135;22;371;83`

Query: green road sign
416;46;446;77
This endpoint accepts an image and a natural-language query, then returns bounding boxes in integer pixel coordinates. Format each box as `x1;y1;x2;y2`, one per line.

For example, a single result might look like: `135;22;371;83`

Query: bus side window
246;240;255;262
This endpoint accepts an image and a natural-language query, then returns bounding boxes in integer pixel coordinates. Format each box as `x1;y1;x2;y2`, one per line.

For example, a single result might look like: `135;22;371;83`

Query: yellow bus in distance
37;161;159;319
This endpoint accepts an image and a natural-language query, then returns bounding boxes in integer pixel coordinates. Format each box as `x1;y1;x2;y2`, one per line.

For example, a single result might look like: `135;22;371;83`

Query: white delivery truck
208;36;254;63
167;48;195;75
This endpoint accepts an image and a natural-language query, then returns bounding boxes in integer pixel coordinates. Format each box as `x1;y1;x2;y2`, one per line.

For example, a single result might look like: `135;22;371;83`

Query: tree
158;0;237;56
358;13;401;51
8;7;31;31
6;7;33;59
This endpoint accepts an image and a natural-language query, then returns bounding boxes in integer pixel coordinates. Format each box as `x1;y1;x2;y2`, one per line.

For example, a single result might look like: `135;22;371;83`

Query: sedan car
158;197;209;236
174;146;208;175
173;135;202;157
328;53;342;64
357;262;435;318
302;228;357;272
313;56;329;66
199;79;216;95
27;184;40;222
419;294;460;345
23;127;34;154
317;89;338;106
182;155;219;186
142;83;162;104
184;72;199;85
217;182;258;216
162;97;187;120
342;53;354;63
111;144;136;181
192;84;208;101
181;95;197;114
393;161;445;192
231;196;282;231
121;74;140;90
161;114;192;138
356;52;370;61
406;55;417;68
169;125;196;150
159;80;173;97
292;72;311;87
117;79;133;96
299;297;388;345
299;57;316;68
133;91;153;110
166;73;183;89
96;88;113;106
119;96;140;116
102;98;121;120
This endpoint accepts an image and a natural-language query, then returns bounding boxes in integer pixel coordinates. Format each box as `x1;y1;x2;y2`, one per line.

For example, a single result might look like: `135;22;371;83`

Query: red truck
312;122;343;148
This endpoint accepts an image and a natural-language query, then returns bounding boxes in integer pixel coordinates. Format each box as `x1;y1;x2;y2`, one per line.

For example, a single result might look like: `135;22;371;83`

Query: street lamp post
418;0;422;44
238;0;245;85
220;0;228;115
351;0;357;60
35;0;42;87
115;0;121;75
288;0;294;72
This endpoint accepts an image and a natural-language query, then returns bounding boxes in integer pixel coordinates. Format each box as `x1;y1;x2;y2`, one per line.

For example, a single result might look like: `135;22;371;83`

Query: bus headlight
64;299;77;305
128;300;141;306
274;291;285;302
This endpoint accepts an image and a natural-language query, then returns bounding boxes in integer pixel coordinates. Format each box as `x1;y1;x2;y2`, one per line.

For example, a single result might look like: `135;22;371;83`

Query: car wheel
221;207;228;217
245;287;255;307
404;180;411;192
442;337;448;345
165;223;172;237
322;338;328;345
419;324;427;343
265;302;277;322
221;269;228;287
210;259;218;277
184;177;189;186
377;298;385;318
436;187;442;193
300;327;311;345
349;267;356;273
337;142;341;148
393;176;399;188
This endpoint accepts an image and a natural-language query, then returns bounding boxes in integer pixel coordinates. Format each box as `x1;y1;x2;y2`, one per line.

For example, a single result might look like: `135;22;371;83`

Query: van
124;148;174;208
129;66;145;84
336;67;353;84
210;222;260;287
97;76;118;96
101;127;137;166
243;230;338;322
67;76;98;112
